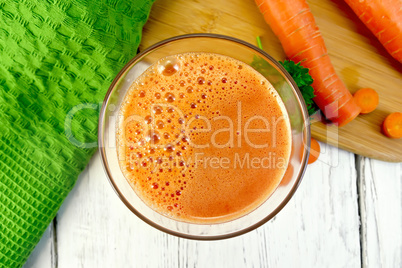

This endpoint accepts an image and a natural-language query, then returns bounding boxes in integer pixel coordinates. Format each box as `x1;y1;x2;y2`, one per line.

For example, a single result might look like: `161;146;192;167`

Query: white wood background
23;143;402;268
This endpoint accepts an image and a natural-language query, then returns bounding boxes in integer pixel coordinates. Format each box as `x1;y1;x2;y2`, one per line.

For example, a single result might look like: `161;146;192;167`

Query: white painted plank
23;224;54;268
260;143;361;268
55;143;361;268
360;158;402;268
57;151;181;268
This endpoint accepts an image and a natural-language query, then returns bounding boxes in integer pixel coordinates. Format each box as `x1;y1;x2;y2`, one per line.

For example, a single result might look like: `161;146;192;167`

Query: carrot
298;137;320;164
353;88;379;114
344;0;402;63
382;112;402;138
255;0;361;126
308;137;320;164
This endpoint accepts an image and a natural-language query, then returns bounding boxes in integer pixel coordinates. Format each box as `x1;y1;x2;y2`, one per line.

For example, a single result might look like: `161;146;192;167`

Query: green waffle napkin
0;0;155;266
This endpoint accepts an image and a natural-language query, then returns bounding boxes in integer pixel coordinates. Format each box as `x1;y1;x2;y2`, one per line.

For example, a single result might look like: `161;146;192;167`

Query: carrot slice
280;164;294;185
308;138;320;164
255;0;361;126
353;88;379;114
382;112;402;139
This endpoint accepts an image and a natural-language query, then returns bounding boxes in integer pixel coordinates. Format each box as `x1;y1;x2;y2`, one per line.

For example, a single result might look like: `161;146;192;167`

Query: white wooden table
23;143;402;268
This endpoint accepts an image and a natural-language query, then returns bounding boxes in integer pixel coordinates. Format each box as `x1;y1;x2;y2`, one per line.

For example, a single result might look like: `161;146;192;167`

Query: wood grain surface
139;0;402;162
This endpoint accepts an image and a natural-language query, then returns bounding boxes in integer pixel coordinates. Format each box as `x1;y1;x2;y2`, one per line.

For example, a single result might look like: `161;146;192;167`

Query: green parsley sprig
279;60;317;115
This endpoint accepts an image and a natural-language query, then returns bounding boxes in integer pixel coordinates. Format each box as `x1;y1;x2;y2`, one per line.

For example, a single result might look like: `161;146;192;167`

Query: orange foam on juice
117;53;291;223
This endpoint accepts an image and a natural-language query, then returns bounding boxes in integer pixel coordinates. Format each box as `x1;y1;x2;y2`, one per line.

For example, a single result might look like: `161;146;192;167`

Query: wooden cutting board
140;0;402;162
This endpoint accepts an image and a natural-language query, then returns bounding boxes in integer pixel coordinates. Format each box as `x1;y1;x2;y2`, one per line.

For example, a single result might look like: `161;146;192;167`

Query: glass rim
98;33;311;240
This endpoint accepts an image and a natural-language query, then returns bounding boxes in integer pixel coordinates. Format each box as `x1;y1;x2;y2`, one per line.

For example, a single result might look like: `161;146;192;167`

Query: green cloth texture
0;0;155;266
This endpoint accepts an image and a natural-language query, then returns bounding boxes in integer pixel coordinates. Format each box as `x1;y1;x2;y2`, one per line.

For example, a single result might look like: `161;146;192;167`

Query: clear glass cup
99;33;310;240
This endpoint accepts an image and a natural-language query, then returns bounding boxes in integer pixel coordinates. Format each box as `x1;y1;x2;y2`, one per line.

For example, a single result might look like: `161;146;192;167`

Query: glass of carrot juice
99;34;310;240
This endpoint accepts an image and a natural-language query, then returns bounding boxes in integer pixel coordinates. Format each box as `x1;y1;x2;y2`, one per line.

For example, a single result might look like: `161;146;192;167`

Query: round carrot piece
280;164;294;186
353;88;379;114
382;112;402;139
308;138;321;164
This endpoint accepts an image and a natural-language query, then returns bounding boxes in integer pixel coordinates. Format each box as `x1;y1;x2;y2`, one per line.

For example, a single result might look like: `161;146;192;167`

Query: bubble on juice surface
165;93;176;103
146;130;161;144
145;115;153;124
197;77;205;85
153;105;162;114
139;90;146;97
164;143;175;152
163;132;170;139
158;57;180;76
156;120;165;129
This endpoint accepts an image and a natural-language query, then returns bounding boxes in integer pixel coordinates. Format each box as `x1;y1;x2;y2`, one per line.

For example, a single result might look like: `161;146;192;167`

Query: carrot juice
117;52;291;224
